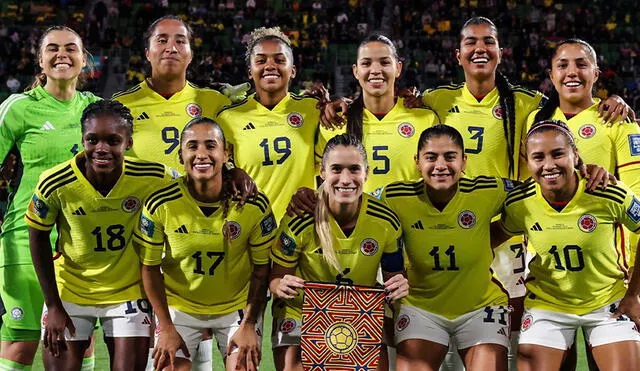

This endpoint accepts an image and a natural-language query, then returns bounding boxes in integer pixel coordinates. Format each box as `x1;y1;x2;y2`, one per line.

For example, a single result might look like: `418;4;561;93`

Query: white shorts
519;300;640;350
42;299;152;341
272;317;302;348
491;237;532;298
395;304;510;350
161;308;263;360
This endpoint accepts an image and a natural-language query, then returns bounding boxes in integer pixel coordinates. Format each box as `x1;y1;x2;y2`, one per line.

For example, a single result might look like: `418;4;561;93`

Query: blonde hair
245;27;293;66
314;134;369;274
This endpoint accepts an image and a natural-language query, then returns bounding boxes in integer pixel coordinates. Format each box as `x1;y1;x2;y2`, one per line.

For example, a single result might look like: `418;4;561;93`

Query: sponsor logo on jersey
578;214;597;233
287;112;304;128
457;210;476;229
10;307;24;321
142;316;151;325
279;232;297;256
516;276;526;286
629;134;640;156
448;105;460;113
30;194;49;219
530;222;542;231
260;213;277;236
279;318;296;334
396;314;410;331
71;207;87;216
521;314;533;332
174;225;188;234
397;122;415;138
136;112;150;120
140;214;155;237
243;122;256;130
186;103;202;117
122;196;141;213
497;327;508;336
224;221;242;240
578;124;596;139
627;197;640;223
492;105;503;119
411;220;424;230
40;121;56;130
360;238;379;256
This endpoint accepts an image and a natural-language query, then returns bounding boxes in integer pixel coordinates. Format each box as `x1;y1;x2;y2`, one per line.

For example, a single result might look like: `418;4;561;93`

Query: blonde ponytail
314;182;342;274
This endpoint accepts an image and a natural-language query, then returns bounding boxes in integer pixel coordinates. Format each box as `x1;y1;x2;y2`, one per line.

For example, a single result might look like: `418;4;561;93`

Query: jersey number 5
372;146;390;174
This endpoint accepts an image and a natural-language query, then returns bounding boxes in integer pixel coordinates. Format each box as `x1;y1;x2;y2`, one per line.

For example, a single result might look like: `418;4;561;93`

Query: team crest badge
325;322;358;355
186;103;202;118
521;314;533;332
121;196;141;213
397;122;415;138
280;318;297;334
396;314;410;331
457;210;476;229
10;307;24;321
287;112;304;128
492;105;503;119
578;214;597;233
360;238;379;256
578;124;596;139
224;221;242;240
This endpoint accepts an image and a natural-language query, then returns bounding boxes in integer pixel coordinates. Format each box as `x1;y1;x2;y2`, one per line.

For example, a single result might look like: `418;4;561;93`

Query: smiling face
320;145;368;207
526;129;579;196
179;123;228;183
39;29;86;84
249;38;295;96
416;135;466;193
456;23;502;81
352;41;402;98
82;115;132;177
145;19;193;79
550;43;599;108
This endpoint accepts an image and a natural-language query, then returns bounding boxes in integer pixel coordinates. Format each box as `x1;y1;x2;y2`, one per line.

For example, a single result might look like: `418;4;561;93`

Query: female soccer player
381;124;510;371
135;117;276;371
216;27;321;220
270;133;408;371
0;25;100;370
497;119;640;370
315;34;440;197
26;100;174;370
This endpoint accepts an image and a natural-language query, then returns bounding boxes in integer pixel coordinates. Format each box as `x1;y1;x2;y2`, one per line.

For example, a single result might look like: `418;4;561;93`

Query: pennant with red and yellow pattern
301;282;385;370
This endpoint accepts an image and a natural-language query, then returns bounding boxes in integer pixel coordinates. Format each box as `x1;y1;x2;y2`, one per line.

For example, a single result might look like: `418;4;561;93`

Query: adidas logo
516;276;526;286
71;207;86;215
137;112;150;120
174;225;188;234
497;327;507;336
411;220;424;230
243;122;256;130
40;121;56;130
530;222;542;231
448;106;460;113
142;316;151;325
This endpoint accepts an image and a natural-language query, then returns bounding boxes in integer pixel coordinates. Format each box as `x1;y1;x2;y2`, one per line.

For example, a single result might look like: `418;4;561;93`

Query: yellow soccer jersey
316;98;440;197
24;155;174;305
501;175;640;315
113;80;230;172
134;178;277;315
525;102;640;266
424;83;544;180
382;176;510;319
216;93;319;220
270;193;402;320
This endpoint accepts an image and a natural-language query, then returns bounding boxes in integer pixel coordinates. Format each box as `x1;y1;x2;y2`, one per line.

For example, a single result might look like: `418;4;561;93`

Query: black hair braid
346;94;365;141
220;167;233;220
80;100;134;136
534;88;559;123
495;72;516;178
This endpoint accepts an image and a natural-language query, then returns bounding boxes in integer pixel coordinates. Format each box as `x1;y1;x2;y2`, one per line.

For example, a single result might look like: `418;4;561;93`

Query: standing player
316;34;440;197
26;101;174;370
113;15;230;173
216;27;320;220
270;134;408;371
382;125;510;370
134;117;276;371
497;120;640;370
0;26;100;371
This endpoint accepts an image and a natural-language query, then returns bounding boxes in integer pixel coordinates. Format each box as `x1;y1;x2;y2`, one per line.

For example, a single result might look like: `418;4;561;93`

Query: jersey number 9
162;127;180;154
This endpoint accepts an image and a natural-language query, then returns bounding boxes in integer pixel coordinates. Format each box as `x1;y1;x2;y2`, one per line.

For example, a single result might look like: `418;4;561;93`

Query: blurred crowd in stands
1;0;640;110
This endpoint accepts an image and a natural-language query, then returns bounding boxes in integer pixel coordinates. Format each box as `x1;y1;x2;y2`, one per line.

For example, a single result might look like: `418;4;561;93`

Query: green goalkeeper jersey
0;86;100;266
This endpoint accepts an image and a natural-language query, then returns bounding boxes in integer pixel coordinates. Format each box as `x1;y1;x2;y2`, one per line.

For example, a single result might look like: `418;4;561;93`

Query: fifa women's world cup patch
301;282;385;371
627;197;640;223
140;214;155;237
29;194;49;218
629;134;640;156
